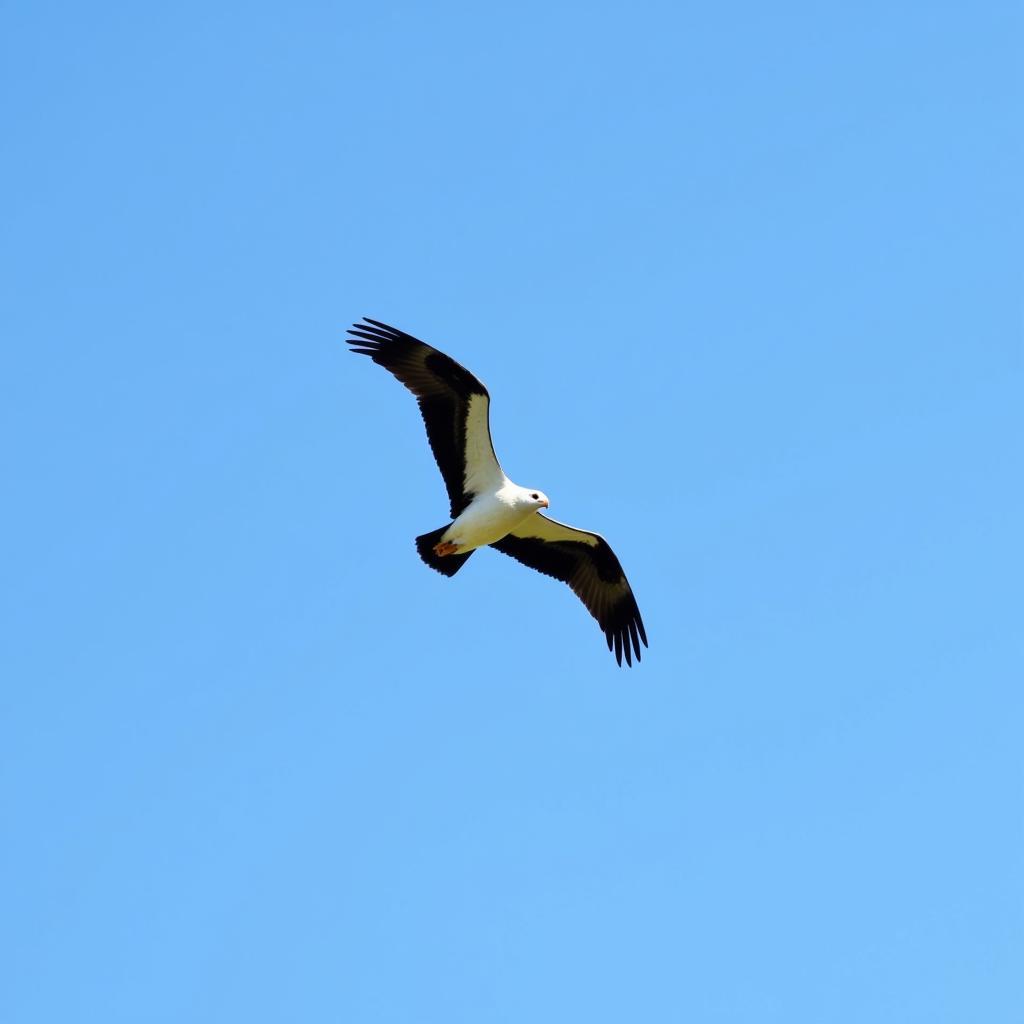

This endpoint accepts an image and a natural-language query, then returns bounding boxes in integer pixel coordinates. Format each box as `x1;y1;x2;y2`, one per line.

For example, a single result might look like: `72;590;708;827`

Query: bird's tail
415;526;474;577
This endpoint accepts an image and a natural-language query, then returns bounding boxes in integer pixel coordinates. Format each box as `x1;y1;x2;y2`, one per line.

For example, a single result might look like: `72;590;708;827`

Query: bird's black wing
491;514;648;667
346;318;504;517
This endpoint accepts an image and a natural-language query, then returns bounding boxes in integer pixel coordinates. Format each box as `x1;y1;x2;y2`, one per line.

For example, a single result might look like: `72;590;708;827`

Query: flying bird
345;318;648;666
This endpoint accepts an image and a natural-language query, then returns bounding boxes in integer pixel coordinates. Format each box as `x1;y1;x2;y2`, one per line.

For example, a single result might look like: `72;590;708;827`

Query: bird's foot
433;541;460;557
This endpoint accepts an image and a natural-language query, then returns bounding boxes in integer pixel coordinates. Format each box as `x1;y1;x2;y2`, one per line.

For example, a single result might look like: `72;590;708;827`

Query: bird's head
524;489;550;510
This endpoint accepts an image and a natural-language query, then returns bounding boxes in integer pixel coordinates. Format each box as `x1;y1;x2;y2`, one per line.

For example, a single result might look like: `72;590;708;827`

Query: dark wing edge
489;530;648;667
345;318;495;518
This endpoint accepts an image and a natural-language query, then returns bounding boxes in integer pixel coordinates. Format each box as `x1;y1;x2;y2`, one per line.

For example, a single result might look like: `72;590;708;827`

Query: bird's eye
531;493;539;500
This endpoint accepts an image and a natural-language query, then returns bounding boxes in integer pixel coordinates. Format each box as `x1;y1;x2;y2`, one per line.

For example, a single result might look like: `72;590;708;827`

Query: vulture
345;318;648;666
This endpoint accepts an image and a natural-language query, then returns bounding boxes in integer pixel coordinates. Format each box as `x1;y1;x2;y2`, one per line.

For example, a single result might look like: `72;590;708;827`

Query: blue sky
2;1;1022;1020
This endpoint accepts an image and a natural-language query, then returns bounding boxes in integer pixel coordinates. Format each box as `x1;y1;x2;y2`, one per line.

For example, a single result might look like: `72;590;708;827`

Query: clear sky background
2;2;1022;1021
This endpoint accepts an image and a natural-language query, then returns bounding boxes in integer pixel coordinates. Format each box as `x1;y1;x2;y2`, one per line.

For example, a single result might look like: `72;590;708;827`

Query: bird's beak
539;498;549;508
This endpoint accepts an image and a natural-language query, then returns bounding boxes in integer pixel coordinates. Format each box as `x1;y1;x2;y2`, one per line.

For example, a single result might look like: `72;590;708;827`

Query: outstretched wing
346;318;505;517
490;514;648;667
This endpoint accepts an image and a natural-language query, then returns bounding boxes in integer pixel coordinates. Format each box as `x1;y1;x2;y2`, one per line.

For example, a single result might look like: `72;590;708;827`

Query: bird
345;318;648;666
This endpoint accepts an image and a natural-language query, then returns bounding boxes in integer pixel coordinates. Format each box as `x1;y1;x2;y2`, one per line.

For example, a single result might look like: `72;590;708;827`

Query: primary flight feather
345;318;648;666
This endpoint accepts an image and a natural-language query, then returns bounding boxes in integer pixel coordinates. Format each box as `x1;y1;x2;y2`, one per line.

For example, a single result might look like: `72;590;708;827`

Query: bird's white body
442;481;546;552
